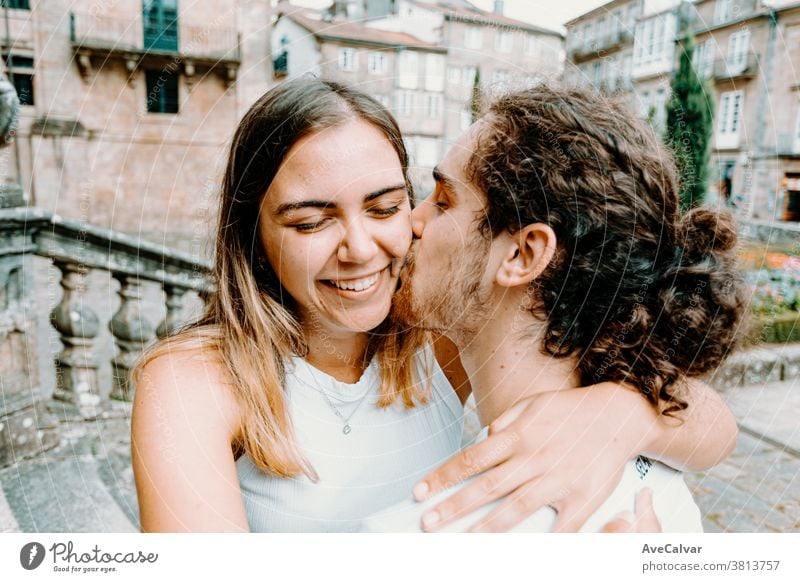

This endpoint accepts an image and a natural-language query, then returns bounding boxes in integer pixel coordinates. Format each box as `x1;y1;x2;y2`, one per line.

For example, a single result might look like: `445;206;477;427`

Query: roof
410;1;564;38
565;0;634;27
279;6;444;51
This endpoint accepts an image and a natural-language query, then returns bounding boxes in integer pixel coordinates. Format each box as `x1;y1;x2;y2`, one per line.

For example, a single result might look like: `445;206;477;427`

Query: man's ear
495;223;557;288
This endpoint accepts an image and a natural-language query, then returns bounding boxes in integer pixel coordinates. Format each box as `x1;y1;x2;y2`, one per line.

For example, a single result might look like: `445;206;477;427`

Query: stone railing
0;206;213;468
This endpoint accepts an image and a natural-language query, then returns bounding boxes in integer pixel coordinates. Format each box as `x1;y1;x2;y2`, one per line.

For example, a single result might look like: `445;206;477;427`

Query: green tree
665;28;715;210
471;67;482;123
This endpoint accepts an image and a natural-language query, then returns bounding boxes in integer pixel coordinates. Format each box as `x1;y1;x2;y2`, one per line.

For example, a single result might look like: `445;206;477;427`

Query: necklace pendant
342;424;352;435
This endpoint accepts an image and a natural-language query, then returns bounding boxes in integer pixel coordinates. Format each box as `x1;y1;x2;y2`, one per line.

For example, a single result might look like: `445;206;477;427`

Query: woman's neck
302;321;371;384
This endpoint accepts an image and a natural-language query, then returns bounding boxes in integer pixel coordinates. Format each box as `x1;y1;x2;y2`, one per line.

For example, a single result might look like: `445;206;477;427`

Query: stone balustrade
0;206;213;468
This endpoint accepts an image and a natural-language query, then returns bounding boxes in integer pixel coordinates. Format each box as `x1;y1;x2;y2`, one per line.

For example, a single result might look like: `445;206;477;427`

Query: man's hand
601;489;662;533
413;384;658;532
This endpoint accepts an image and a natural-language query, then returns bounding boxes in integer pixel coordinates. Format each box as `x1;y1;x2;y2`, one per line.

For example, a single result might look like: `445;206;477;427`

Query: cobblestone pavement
1;377;798;532
686;377;800;532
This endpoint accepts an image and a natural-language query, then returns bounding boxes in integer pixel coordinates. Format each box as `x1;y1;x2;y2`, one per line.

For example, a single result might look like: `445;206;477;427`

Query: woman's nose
337;217;379;263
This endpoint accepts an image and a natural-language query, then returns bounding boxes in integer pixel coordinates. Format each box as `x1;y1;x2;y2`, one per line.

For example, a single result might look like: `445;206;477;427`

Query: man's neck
455;293;582;426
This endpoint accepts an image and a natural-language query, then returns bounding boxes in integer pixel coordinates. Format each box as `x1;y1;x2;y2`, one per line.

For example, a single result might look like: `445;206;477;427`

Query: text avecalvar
642;544;702;554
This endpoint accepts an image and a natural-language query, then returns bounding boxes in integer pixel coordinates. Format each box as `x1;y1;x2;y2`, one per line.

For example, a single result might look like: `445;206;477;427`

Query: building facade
565;0;800;221
273;0;564;194
1;0;273;250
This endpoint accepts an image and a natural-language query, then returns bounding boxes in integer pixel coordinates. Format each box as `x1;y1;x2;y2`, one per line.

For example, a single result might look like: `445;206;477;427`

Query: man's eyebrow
432;166;456;191
274;184;407;216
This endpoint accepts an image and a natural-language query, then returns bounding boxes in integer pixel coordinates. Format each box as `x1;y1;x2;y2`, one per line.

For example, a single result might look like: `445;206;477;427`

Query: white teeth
330;271;381;291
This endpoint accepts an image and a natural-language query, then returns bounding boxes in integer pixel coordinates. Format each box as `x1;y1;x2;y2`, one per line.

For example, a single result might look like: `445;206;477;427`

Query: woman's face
259;119;412;335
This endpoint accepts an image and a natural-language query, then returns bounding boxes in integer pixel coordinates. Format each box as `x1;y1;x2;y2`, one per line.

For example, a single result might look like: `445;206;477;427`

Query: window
583;22;593;51
338;48;358;72
447;66;461;85
461;106;472;130
715;0;734;25
727;30;750;74
639;91;651;118
627;3;640;31
367;51;386;74
611;9;622;38
416;137;438;167
633;14;675;74
693;39;714;78
794;101;800;153
426;93;442;118
374;94;391;109
396;90;415;117
717;90;744;148
464;26;483;50
142;0;179;52
398;51;418;89
596;18;606;45
145;69;179;113
0;0;30;9
524;34;537;56
492;69;511;90
495;30;513;53
424;54;445;91
593;61;602;86
3;54;34;105
654;87;667;134
606;56;618;91
463;66;477;88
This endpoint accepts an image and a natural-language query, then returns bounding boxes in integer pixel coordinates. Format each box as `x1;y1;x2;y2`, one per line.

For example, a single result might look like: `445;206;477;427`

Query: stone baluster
156;284;187;339
109;274;155;401
50;260;101;416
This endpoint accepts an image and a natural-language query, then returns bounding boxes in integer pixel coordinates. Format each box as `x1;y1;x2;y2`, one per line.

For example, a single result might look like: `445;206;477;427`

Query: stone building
565;0;800;222
272;3;447;191
1;0;272;251
564;0;641;97
273;0;564;194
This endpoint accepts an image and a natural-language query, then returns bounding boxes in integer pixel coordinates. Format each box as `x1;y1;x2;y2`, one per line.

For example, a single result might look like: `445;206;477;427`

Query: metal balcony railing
69;11;241;64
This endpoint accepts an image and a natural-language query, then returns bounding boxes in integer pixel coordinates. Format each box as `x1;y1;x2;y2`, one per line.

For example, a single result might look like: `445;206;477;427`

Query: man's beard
392;233;492;340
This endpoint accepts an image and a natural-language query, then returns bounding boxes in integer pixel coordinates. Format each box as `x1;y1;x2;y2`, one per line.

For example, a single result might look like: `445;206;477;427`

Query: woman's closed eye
368;204;401;217
292;217;332;232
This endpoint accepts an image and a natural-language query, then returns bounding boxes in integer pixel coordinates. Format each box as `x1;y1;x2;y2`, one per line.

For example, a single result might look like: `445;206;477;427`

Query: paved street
686;377;800;532
1;377;798;533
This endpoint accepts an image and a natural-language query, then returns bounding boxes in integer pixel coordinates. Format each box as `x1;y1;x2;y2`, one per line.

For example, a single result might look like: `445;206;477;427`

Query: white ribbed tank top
236;346;464;532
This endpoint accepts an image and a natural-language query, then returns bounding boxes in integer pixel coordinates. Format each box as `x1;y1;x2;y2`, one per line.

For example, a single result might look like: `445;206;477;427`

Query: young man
364;85;745;532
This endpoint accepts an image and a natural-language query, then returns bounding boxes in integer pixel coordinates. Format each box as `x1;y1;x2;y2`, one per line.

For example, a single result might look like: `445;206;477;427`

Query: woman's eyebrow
274;199;333;215
364;184;407;202
274;185;407;216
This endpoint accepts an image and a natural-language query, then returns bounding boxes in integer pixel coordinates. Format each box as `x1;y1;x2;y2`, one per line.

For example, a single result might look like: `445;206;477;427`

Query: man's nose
337;217;379;263
410;202;431;239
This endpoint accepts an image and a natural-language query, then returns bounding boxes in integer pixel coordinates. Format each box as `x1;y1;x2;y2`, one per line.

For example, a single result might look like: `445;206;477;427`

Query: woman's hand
601;489;662;533
412;383;673;533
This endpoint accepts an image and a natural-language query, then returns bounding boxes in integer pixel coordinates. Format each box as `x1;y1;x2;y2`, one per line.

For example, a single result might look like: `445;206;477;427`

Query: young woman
131;77;738;532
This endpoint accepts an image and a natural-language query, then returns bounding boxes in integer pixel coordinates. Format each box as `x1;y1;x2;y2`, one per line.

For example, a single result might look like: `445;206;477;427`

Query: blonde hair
133;79;430;479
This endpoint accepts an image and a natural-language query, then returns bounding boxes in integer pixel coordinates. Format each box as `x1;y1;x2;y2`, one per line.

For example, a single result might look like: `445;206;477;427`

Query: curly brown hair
467;84;747;415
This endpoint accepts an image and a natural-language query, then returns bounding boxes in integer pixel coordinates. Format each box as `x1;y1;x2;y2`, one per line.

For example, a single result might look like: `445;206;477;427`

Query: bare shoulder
133;348;243;441
131;348;249;532
431;335;472;405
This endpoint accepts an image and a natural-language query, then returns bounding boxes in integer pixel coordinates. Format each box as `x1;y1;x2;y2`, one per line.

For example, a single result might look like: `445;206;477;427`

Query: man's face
393;123;494;336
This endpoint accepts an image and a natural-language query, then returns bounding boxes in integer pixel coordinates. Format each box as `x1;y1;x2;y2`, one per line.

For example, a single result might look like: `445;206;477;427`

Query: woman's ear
495;223;557;288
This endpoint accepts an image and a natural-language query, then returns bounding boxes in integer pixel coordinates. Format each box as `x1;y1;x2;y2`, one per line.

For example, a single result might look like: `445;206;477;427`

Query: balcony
568;29;633;63
713;53;759;81
69;11;240;83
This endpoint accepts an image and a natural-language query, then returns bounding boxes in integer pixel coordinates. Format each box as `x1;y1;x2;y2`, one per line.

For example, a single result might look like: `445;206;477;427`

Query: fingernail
422;511;440;530
413;481;429;501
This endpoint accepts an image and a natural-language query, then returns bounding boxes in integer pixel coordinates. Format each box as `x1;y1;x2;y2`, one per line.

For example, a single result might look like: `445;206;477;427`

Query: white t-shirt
236;346;464;532
362;428;703;532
